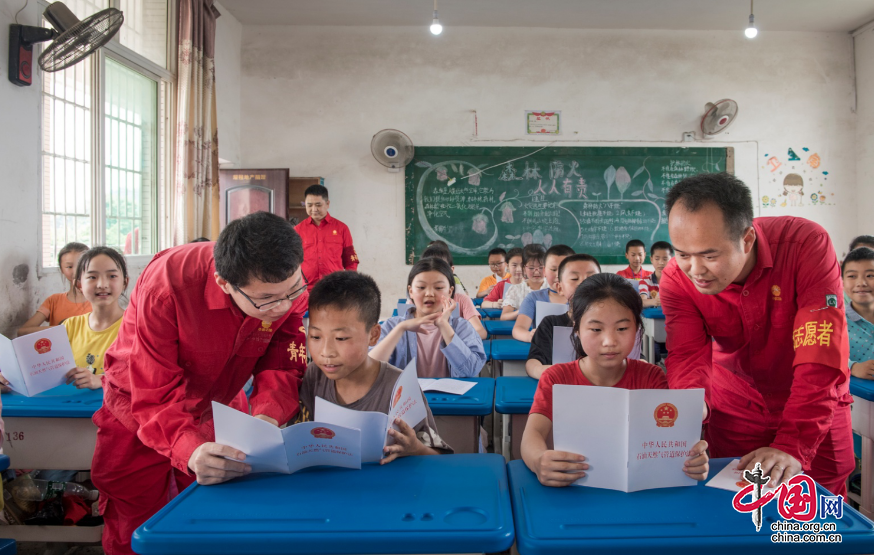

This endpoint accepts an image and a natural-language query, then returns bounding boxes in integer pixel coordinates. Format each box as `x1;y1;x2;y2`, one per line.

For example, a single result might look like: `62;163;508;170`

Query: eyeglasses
524;265;543;274
488;262;506;268
234;281;308;312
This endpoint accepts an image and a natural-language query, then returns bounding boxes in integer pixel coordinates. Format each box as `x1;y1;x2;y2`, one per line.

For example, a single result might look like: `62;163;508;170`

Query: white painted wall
0;0;46;336
0;0;244;336
215;1;242;167
856;25;874;243
239;26;858;317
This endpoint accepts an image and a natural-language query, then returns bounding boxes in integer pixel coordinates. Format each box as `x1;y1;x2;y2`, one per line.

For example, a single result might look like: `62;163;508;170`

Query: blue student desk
0;539;15;555
1;383;102;469
473;297;484;307
494;377;539;461
483;320;514;338
851;376;874;518
489;339;530;377
424;378;495;454
478;307;503;319
132;454;515;555
1;384;104;544
641;306;666;364
509;458;874;555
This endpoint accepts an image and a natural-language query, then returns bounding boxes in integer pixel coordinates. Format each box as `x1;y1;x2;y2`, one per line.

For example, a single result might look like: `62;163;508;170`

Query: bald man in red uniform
660;173;853;497
91;213;309;555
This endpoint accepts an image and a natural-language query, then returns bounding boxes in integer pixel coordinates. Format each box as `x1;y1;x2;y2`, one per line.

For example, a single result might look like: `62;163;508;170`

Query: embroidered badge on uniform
826;295;837;308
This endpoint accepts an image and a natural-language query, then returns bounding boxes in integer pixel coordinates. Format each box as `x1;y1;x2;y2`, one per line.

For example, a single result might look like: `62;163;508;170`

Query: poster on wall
759;147;833;211
526;111;561;135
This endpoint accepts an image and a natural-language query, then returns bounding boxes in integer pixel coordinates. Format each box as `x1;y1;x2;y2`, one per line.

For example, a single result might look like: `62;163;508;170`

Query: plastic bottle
12;479;98;502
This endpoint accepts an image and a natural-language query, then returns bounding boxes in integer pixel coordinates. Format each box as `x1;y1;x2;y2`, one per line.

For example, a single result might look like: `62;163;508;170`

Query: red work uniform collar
306;212;333;226
724;220;775;291
204;260;236;311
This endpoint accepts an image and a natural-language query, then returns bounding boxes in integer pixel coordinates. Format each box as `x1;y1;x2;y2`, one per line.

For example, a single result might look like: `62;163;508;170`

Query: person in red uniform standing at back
295;184;359;290
91;213;309;555
660;173;853;497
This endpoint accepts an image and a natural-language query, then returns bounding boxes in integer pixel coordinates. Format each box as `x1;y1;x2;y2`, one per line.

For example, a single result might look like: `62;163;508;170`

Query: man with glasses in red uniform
660;173;853;497
92;212;309;555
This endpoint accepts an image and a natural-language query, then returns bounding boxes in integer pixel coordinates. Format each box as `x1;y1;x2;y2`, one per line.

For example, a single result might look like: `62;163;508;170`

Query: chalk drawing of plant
615;167;631;199
604;165;616;200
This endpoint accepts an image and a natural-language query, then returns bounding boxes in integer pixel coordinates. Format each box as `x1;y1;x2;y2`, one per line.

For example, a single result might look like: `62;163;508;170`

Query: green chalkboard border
405;146;733;266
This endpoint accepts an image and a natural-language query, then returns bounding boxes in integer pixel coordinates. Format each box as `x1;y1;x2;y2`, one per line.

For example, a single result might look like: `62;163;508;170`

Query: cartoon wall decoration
760;147;833;210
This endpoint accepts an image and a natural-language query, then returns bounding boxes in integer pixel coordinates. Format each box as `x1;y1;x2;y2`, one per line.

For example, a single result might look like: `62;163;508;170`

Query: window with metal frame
39;0;173;268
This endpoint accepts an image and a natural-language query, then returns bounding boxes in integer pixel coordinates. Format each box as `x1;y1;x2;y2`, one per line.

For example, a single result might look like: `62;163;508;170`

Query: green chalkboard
405;146;733;265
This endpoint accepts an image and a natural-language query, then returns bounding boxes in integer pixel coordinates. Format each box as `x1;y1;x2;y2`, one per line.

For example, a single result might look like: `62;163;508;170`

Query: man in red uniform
295;184;358;290
661;173;853;497
92;212;308;555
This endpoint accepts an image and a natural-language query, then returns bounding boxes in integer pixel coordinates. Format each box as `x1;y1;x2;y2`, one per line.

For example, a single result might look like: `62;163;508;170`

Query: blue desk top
851;377;874;402
133;454;515;555
641;307;665;319
509;458;874;555
490;339;530;361
1;384;103;418
473;297;483;306
495;377;537;415
0;539;14;555
479;307;503;319
0;454;9;472
424;378;495;417
483;320;514;337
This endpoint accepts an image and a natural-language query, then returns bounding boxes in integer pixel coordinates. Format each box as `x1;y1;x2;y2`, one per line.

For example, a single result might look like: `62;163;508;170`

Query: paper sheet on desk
551;326;575;364
705;458;780;493
535;301;568;326
213;402;362;474
418;378;476;395
0;327;75;397
316;358;427;462
553;385;704;492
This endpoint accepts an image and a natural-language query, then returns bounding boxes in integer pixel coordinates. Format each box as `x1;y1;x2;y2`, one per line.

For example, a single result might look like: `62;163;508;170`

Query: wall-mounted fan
700;99;739;136
8;2;124;87
371;129;414;173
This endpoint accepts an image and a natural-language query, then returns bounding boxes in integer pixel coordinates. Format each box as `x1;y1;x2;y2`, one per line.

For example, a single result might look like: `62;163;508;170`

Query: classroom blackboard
405;146;733;265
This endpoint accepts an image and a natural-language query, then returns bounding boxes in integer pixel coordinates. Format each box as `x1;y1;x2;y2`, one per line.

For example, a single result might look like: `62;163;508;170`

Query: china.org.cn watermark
732;462;843;545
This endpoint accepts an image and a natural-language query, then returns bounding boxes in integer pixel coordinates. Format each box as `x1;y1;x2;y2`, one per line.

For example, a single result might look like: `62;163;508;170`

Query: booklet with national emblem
0;326;75;397
315;357;427;462
213;402;362;475
553;385;705;492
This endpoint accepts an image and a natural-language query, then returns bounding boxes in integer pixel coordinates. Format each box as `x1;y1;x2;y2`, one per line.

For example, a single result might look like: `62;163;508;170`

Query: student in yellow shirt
477;248;509;298
63;247;129;389
18;242;91;336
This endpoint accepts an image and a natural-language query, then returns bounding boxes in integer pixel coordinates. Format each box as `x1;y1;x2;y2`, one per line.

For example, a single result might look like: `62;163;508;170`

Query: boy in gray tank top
293;271;452;461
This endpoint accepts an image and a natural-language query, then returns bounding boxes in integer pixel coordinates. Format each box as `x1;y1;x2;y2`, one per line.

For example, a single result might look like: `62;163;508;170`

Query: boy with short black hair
483;248;523;308
842;248;874;380
850;236;874;252
640;241;673;308
478;248;509;298
510;244;575;342
420;245;486;339
295;184;359;291
297;271;452;462
617;239;652;281
502;244;548;321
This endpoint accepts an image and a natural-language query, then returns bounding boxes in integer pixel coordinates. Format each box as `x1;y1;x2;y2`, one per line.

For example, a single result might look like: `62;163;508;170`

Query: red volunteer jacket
102;243;307;474
294;213;358;288
661;216;851;469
